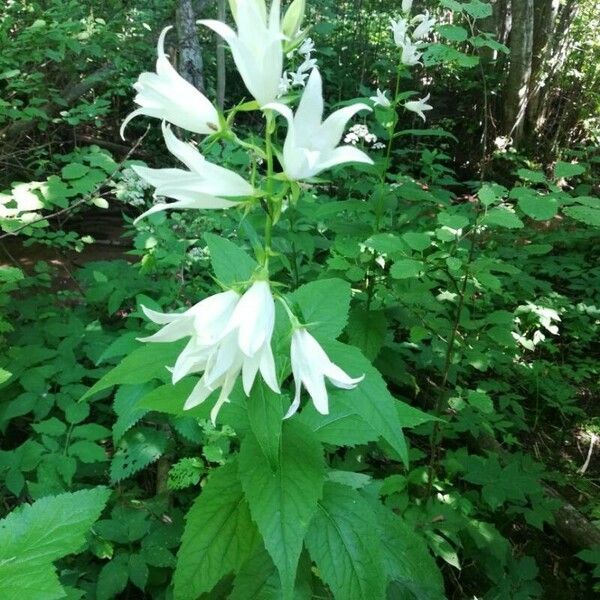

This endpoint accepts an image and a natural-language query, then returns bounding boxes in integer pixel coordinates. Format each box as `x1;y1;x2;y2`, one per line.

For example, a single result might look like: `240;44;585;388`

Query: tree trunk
503;0;534;145
176;0;205;92
530;0;578;136
526;0;559;132
479;0;509;64
216;0;227;111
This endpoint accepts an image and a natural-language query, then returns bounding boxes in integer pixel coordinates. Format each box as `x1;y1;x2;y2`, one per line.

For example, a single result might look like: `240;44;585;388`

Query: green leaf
96;553;129;600
174;461;259;599
205;233;257;285
247;381;285;467
346;308;387;361
517;194;558;221
290;278;351;341
81;341;184;401
61;162;89;180
110;428;167;483
554;161;585;179
437;24;468;42
112;384;151;443
402;232;431;252
563;205;600;227
0;488;110;600
391;259;422;279
239;420;325;598
305;483;386;600
322;342;409;465
517;168;546;184
482;207;524;229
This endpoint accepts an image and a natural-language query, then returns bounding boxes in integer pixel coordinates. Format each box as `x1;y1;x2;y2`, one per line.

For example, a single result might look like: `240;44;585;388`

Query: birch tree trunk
503;0;534;145
176;0;205;92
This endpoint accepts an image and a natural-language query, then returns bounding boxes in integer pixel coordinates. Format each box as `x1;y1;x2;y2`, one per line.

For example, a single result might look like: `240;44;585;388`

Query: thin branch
0;126;150;241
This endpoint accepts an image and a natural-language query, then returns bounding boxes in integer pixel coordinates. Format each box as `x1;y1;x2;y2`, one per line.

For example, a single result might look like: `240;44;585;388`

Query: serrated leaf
563;205;600;227
391;259;422;279
0;488;110;600
517;195;558;221
305;483;386;600
482;207;524;229
554;161;585;179
174;461;259;599
346;308;387;360
376;506;445;600
61;162;89;179
239;420;325;598
290;278;351;341
247;381;285;467
81;341;184;401
324;341;409;465
109;428;167;483
112;384;152;443
96;553;129;600
205;233;257;285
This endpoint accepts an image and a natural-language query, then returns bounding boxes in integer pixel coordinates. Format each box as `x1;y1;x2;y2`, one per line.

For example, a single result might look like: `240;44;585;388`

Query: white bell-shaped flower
285;328;364;418
370;88;392;108
405;93;433;121
132;122;254;222
401;40;423;66
264;69;373;180
200;0;284;107
402;0;413;14
390;17;409;47
121;26;219;138
412;11;436;40
140;281;279;424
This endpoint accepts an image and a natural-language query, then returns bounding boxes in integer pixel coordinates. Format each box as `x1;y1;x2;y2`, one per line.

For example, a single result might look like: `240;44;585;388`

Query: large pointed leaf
238;420;325;599
81;341;185;401
290;278;351;341
324;341;409;465
247;381;285;468
376;505;445;600
205;232;257;285
305;482;386;600
174;461;259;599
0;488;110;600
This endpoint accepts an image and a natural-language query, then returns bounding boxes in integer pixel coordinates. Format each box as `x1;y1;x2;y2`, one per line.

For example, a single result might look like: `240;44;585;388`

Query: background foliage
1;0;599;598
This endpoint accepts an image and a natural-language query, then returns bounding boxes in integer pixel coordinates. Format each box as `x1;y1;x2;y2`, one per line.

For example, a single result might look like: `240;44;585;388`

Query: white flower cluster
121;0;368;421
141;281;362;423
279;36;318;95
112;168;152;207
370;2;435;122
344;123;380;148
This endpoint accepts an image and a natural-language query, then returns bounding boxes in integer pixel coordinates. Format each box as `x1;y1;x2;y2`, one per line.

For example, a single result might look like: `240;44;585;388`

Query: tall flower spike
200;0;284;107
132;122;253;222
120;27;219;138
285;328;364;418
264;69;373;180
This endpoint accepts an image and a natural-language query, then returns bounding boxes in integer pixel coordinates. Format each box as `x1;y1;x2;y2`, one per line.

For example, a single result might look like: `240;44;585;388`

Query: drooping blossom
402;0;413;14
412;10;436;40
200;0;284;107
120;27;219;138
405;93;433;121
370;88;392;108
265;69;373;180
284;328;364;418
390;17;410;46
132;122;253;222
401;40;423;66
141;281;279;423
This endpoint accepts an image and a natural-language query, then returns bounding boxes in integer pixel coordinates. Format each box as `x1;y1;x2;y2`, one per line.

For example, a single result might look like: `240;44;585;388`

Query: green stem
383;68;403;181
263;110;275;265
